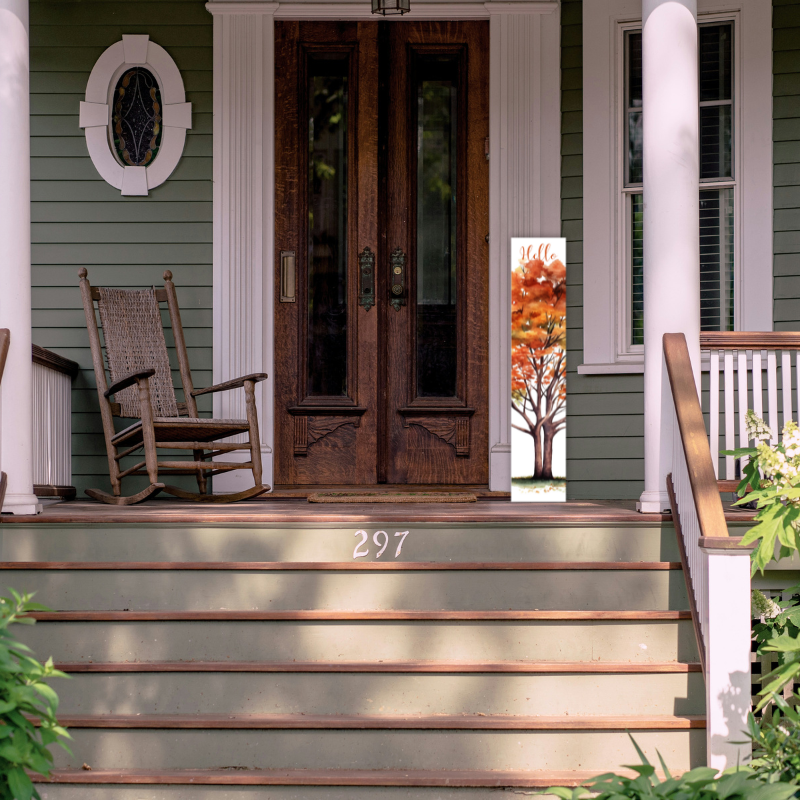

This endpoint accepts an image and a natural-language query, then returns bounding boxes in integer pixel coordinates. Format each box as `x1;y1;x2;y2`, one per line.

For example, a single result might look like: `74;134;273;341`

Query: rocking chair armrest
191;373;269;397
104;369;156;398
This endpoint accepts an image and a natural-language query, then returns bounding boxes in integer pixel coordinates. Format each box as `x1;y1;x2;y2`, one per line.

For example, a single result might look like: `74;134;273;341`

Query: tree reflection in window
307;55;349;397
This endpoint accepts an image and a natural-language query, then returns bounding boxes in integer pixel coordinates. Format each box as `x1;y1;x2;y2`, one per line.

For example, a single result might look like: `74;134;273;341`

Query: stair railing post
701;543;752;772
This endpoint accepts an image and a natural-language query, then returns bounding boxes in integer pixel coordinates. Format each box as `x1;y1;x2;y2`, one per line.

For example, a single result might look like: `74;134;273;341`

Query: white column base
489;444;511;493
2;493;43;516
637;489;670;513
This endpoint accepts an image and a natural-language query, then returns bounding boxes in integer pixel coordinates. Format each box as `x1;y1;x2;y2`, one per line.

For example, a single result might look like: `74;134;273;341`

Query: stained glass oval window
112;67;162;166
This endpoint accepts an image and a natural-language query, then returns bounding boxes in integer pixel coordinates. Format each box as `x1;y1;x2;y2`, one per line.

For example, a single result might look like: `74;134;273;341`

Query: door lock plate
390;248;406;311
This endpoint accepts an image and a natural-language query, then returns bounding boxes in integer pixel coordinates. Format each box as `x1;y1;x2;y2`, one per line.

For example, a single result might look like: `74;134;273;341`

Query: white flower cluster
746;409;773;442
750;415;800;494
751;588;781;620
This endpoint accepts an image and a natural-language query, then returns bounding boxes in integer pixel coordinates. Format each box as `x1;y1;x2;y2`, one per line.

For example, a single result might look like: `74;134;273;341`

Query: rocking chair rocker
79;268;270;504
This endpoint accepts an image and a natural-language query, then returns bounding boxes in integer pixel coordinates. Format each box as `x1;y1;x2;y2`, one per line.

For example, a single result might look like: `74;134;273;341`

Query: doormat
307;492;478;503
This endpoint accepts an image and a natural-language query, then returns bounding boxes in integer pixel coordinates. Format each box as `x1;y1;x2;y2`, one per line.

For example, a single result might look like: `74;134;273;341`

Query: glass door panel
307;55;349;397
415;55;459;398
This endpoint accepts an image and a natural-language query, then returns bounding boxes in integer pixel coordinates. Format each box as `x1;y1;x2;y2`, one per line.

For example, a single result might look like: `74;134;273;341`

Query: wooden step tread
48;713;706;730
30;610;692;621
0;561;683;571
55;659;703;673
30;768;629;787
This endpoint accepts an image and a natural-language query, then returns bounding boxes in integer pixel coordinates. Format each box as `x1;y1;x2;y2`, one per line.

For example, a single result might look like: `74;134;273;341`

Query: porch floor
1;497;755;525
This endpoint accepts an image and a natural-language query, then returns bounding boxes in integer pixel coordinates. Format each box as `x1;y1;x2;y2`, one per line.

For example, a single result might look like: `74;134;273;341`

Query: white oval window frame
79;35;192;196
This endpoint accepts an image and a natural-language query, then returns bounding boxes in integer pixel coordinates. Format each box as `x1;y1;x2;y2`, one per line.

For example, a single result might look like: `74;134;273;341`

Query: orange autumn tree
511;243;566;480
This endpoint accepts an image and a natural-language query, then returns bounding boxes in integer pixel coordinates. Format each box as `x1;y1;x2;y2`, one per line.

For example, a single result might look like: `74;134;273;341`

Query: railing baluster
782;350;792;433
709;350;719;478
724;350;735;479
737;350;749;456
768;350;779;444
753;350;763;422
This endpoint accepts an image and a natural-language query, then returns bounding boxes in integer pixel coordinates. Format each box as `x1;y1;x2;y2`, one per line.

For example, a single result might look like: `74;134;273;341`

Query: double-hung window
623;22;735;348
582;0;771;374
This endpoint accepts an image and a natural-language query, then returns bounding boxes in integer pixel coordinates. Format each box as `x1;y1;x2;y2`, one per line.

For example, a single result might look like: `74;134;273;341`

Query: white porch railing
32;345;78;500
664;333;752;772
702;332;800;488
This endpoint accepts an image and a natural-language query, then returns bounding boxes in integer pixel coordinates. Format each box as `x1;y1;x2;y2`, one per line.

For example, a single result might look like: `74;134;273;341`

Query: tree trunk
541;423;555;480
532;422;544;479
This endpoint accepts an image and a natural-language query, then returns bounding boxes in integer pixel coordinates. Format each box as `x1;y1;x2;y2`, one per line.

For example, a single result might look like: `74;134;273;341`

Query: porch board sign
511;238;566;502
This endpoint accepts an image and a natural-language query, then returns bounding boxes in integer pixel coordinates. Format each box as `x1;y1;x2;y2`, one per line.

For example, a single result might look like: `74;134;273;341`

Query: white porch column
638;0;700;513
206;2;278;492
0;0;41;515
702;545;752;771
488;4;561;491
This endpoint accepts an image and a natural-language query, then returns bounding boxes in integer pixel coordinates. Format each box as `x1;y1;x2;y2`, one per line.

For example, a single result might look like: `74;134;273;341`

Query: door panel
384;22;489;484
275;22;380;485
274;20;488;487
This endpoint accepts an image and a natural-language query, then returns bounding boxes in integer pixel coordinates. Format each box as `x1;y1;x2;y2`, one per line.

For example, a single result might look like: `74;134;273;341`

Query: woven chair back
97;288;179;419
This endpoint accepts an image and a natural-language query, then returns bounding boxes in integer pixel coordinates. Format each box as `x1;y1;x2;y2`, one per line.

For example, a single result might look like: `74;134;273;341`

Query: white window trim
580;0;773;375
79;35;192;197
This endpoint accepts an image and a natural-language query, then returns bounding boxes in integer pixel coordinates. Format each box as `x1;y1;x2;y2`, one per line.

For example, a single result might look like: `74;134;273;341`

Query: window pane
628;111;643;185
700;105;732;180
631;193;644;346
625;32;643;186
307;55;348;397
699;24;732;103
700;188;734;332
416;56;458;398
626;32;642;108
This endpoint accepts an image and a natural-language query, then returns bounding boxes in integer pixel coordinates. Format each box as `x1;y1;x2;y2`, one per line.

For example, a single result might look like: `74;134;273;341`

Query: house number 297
353;530;410;559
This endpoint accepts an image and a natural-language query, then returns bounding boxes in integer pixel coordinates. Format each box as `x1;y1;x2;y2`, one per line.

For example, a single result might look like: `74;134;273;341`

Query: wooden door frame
206;0;562;494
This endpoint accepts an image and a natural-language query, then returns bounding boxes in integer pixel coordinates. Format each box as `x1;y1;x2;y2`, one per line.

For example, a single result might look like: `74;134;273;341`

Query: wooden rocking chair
79;268;270;504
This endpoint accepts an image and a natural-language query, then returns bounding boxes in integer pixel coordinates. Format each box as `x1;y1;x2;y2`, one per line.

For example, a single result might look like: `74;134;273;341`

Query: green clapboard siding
774;1;800;331
30;0;213;497
562;0;645;501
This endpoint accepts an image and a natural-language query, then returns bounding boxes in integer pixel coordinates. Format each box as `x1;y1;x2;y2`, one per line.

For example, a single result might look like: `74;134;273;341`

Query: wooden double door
274;20;489;487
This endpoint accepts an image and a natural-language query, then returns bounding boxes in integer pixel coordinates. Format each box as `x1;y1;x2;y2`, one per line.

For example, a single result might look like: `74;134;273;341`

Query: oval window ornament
79;35;191;196
113;67;163;167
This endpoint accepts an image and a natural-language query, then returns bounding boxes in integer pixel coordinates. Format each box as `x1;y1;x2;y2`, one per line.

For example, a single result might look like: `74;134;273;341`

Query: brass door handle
390;247;406;311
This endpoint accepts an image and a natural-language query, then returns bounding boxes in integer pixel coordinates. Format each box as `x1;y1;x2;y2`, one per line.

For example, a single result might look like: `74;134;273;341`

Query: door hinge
484;137;490;161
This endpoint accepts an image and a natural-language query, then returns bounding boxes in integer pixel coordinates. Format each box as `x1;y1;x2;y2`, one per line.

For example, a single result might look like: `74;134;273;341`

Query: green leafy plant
541;735;798;800
721;412;800;709
747;695;800;784
0;589;69;800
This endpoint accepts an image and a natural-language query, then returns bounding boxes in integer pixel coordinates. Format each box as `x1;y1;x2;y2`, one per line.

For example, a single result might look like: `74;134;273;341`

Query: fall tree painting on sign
511;238;566;501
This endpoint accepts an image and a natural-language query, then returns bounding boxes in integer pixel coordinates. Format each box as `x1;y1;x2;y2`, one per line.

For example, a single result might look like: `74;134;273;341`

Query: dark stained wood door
274;20;489;487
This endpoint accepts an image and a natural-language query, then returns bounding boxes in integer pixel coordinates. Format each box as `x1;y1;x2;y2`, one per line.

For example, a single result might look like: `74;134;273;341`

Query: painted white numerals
394;530;409;557
352;530;411;560
353;530;370;559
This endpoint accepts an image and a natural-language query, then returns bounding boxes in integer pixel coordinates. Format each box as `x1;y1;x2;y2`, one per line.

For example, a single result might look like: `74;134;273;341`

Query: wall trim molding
208;0;560;492
206;1;556;17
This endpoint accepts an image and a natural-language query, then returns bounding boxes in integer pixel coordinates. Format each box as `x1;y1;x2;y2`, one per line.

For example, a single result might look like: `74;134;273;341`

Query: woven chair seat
112;418;251;446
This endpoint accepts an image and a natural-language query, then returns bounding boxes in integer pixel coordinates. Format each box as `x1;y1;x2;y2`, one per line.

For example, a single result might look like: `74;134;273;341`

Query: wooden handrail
0;329;9;384
664;333;728;539
700;331;800;349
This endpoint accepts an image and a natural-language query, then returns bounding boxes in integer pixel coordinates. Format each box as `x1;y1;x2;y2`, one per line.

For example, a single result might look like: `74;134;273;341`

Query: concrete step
20;617;699;663
1;522;680;563
49;726;705;772
4;565;689;611
53;669;705;716
30;768;652;799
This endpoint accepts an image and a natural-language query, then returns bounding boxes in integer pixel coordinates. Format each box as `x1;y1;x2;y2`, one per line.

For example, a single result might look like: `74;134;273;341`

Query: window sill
576;362;644;375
